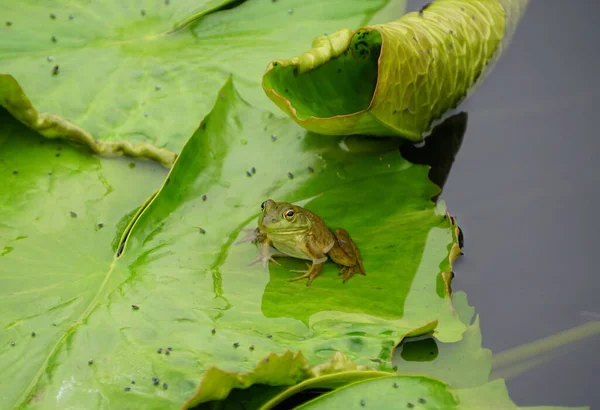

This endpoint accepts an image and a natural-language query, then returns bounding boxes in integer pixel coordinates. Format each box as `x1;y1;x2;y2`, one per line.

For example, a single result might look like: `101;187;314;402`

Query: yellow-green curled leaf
262;0;529;140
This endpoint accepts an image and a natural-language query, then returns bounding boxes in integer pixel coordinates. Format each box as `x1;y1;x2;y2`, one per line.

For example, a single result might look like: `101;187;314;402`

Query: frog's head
258;199;311;234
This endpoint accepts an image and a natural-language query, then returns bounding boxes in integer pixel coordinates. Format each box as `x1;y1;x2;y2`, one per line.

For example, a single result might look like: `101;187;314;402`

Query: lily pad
0;77;465;408
0;107;166;408
294;375;587;410
262;0;529;139
0;0;396;158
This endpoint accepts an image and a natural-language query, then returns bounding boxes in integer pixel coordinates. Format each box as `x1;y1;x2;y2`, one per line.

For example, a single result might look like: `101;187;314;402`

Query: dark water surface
406;0;600;408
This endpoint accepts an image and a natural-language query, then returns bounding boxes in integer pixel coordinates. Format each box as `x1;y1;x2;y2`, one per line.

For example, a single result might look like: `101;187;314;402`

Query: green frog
239;199;366;286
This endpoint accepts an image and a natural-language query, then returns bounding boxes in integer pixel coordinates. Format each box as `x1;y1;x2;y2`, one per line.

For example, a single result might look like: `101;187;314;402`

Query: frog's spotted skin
252;199;366;286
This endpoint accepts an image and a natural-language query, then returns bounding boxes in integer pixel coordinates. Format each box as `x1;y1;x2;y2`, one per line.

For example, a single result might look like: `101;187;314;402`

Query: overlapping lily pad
0;77;464;408
0;0;396;158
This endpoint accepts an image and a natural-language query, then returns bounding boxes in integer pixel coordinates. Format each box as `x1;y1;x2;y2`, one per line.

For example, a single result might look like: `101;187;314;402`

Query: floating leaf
294;375;586;410
0;107;166;408
0;0;397;159
0;76;464;408
262;0;529;139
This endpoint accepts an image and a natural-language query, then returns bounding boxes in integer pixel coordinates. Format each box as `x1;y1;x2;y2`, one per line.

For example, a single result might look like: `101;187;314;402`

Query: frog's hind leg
331;228;366;283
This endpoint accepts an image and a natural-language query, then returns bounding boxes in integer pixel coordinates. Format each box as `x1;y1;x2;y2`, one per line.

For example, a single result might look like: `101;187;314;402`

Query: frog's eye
284;210;294;219
261;201;266;211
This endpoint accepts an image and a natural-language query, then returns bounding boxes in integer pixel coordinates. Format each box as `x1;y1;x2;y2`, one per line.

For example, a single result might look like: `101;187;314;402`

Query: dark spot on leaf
144;112;149;117
165;350;170;355
152;377;160;385
131;304;139;310
31;332;36;337
233;342;240;348
287;172;294;179
97;223;104;229
266;334;272;339
163;383;168;389
393;382;398;388
68;14;74;20
393;110;397;114
50;13;56;19
251;167;256;174
407;403;414;408
12;170;18;175
70;211;77;218
165;177;170;184
273;62;278;66
418;398;426;404
48;171;52;175
10;341;15;346
370;358;382;363
88;359;93;365
124;387;131;391
200;122;206;129
6;21;12;27
307;166;314;173
211;328;216;334
157;348;163;354
199;228;206;234
360;400;365;407
131;380;135;385
246;171;252;177
202;194;207;201
52;65;60;76
155;84;161;91
249;345;254;351
55;153;60;157
51;36;57;43
271;134;277;141
284;88;289;93
129;162;135;168
141;9;146;16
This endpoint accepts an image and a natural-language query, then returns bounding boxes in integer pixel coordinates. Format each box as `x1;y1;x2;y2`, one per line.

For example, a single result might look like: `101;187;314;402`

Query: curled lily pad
262;0;529;140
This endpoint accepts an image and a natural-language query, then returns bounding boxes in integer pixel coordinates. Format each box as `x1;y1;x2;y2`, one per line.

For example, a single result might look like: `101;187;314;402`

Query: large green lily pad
0;77;464;408
0;0;396;157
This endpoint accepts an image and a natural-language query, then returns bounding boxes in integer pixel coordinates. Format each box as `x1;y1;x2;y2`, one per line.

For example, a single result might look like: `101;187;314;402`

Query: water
406;0;600;407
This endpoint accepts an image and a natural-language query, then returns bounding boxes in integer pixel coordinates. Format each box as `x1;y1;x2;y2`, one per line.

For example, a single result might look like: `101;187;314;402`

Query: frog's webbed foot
235;228;262;245
338;263;366;284
289;262;325;286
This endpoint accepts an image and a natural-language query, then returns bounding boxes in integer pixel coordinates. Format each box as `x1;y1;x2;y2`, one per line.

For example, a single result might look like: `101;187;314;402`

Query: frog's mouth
262;227;309;235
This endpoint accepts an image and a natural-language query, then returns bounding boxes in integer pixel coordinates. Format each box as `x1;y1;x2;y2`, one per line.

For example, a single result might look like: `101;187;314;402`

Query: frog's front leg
249;237;282;269
288;259;326;286
288;240;328;286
